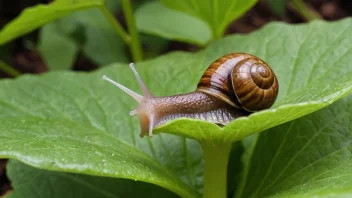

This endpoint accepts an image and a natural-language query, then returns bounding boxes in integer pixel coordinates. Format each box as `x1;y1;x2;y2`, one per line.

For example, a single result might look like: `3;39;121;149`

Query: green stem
201;142;232;198
0;60;21;77
99;6;130;44
291;0;321;21
121;0;143;62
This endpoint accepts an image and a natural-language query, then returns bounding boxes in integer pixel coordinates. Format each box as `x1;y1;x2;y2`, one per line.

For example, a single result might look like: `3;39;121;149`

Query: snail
102;53;279;138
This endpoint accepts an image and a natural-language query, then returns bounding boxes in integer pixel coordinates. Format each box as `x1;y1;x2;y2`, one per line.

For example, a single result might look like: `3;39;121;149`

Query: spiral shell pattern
196;53;278;112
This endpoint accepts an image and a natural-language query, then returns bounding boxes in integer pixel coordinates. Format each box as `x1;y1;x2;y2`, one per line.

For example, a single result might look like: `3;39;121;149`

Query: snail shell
196;53;279;112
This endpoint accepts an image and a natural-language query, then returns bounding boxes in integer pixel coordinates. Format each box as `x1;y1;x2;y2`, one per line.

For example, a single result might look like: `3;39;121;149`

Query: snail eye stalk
102;75;143;103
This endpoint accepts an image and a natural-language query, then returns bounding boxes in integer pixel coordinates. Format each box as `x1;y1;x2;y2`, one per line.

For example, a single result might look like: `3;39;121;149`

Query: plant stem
0;60;21;77
99;7;130;44
291;0;321;21
121;0;143;62
201;142;232;198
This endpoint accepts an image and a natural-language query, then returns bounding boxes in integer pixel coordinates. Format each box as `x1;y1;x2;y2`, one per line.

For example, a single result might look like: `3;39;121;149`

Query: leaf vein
259;114;345;195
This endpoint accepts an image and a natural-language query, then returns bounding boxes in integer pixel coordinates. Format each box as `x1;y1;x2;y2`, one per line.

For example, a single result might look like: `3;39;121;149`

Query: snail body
102;53;278;137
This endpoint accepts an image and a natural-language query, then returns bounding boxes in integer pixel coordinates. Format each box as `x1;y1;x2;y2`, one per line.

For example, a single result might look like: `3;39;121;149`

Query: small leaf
0;0;104;45
69;8;128;65
140;34;170;59
37;7;128;66
268;0;286;16
236;94;352;198
38;23;78;70
6;160;179;198
136;1;212;46
160;0;258;38
105;0;121;13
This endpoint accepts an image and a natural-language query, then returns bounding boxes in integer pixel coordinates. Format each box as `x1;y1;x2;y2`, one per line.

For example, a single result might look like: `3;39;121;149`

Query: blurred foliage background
0;0;350;78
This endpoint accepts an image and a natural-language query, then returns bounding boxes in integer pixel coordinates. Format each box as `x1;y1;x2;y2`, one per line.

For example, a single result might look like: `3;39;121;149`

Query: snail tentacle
129;63;153;98
102;75;143;102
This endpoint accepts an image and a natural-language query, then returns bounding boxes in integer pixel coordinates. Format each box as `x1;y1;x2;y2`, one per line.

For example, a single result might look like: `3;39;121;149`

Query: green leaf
140;34;170;60
0;19;351;197
236;94;352;198
6;160;179;198
268;0;286;16
77;8;128;65
0;0;104;45
155;18;352;144
136;1;212;46
37;7;128;67
0;106;199;197
227;142;245;197
105;0;121;13
0;58;203;196
38;23;78;70
160;0;258;39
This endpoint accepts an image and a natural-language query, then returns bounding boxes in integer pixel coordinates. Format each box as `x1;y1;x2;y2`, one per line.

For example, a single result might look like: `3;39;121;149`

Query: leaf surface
155;19;352;144
268;0;286;16
6;160;179;198
78;8;128;65
236;95;352;198
0;0;104;45
160;0;258;38
37;6;128;67
38;23;78;70
136;1;211;46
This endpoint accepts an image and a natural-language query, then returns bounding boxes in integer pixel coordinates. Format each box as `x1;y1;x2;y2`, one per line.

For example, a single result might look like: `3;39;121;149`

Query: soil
0;0;351;196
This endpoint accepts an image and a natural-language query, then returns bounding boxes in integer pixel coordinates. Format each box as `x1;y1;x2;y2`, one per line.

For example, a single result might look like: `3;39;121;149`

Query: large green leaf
6;160;179;198
155;18;352;144
160;0;258;38
0;98;199;198
0;0;104;45
0;19;351;197
236;94;352;198
136;1;212;46
0;67;202;197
